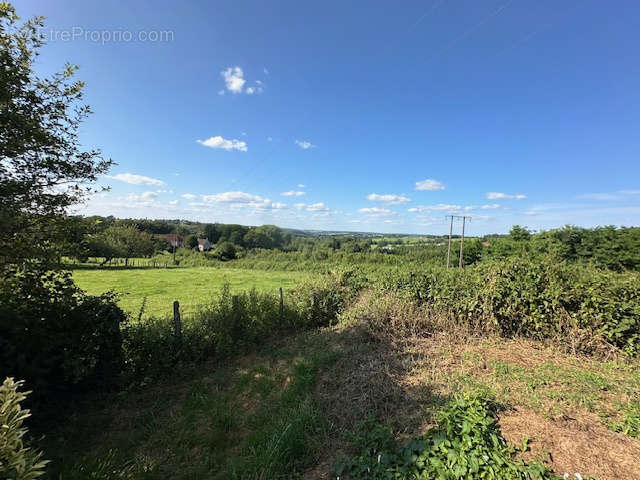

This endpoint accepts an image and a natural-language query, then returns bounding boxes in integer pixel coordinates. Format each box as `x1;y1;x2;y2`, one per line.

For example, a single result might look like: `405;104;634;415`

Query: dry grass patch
500;408;640;480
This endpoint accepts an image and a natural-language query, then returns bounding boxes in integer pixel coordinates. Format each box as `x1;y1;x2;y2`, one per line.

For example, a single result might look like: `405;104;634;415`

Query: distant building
198;238;212;252
154;233;185;248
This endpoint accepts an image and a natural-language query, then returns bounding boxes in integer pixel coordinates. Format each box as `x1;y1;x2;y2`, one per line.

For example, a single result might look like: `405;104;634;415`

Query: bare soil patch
500;408;640;480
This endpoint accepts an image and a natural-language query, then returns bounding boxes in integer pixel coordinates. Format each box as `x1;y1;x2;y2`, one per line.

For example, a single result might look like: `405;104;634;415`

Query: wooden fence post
173;300;182;342
278;287;284;322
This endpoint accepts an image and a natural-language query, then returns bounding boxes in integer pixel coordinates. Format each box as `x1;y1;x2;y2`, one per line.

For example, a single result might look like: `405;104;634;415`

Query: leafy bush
336;392;560;479
0;269;126;403
0;378;48;480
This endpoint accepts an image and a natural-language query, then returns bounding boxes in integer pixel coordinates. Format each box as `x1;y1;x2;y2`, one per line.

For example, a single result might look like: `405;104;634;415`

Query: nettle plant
0;378;48;480
337;392;569;480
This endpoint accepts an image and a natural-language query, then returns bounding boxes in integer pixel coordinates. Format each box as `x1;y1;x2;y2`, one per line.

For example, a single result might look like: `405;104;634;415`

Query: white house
198;238;212;252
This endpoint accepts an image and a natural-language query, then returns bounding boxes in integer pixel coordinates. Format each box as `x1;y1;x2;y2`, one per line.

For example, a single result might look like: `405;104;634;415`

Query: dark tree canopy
0;4;112;269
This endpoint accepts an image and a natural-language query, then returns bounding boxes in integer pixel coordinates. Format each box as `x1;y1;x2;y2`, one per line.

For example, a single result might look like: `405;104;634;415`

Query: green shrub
336;392;561;479
379;258;640;354
0;269;126;403
0;378;48;480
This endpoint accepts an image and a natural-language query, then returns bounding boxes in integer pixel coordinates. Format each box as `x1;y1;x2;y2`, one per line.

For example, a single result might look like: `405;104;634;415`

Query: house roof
154;233;184;242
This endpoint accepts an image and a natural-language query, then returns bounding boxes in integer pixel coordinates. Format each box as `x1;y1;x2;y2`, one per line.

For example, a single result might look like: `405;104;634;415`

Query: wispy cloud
297;183;305;188
480;203;502;210
202;191;265;204
486;192;526;200
358;207;396;216
294;202;331;215
182;193;197;200
108;173;165;186
367;193;411;205
200;191;289;212
415;179;445;191
306;202;329;212
197;136;248;152
295;140;315;150
126;191;158;202
408;204;474;213
281;190;306;197
577;189;640;201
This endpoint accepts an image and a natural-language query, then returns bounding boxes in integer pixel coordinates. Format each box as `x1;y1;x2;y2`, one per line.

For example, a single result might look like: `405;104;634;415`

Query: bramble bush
378;258;640;354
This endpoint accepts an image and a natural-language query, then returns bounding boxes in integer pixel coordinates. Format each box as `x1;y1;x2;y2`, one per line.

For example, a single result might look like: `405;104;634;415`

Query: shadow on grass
39;324;447;479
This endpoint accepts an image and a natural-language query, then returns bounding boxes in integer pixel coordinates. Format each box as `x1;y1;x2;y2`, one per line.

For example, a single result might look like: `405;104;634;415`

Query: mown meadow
72;265;312;318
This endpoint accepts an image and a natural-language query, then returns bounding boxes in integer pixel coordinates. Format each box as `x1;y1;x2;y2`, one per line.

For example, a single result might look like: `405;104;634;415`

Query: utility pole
459;216;467;268
445;215;471;268
446;215;453;269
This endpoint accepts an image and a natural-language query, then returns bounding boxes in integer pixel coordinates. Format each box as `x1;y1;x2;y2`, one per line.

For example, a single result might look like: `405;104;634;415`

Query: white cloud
141;191;158;200
125;191;158;203
267;136;273;142
220;67;263;95
358;207;396;216
197;136;248;152
306;202;328;212
263;67;269;75
480;203;502;210
367;193;411;205
221;66;246;94
108;173;165;186
408;204;473;213
168;199;179;205
294;202;332;215
297;183;305;188
281;190;306;197
202;191;266;204
415;179;445;191
245;84;263;95
486;192;526;200
182;193;197;200
295;140;315;150
578;190;640;201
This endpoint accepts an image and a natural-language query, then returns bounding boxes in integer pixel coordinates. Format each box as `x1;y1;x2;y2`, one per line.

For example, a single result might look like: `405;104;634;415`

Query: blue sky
18;0;640;234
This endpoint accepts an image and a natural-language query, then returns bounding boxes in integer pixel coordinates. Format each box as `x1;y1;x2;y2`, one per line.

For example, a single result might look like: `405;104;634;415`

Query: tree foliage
87;225;154;264
0;4;113;269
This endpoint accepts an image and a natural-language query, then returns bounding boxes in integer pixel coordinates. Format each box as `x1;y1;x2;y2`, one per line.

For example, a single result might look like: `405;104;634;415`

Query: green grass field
73;266;311;319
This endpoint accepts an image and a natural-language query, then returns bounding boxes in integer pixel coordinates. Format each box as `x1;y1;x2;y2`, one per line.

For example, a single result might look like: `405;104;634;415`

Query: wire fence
67;257;180;268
